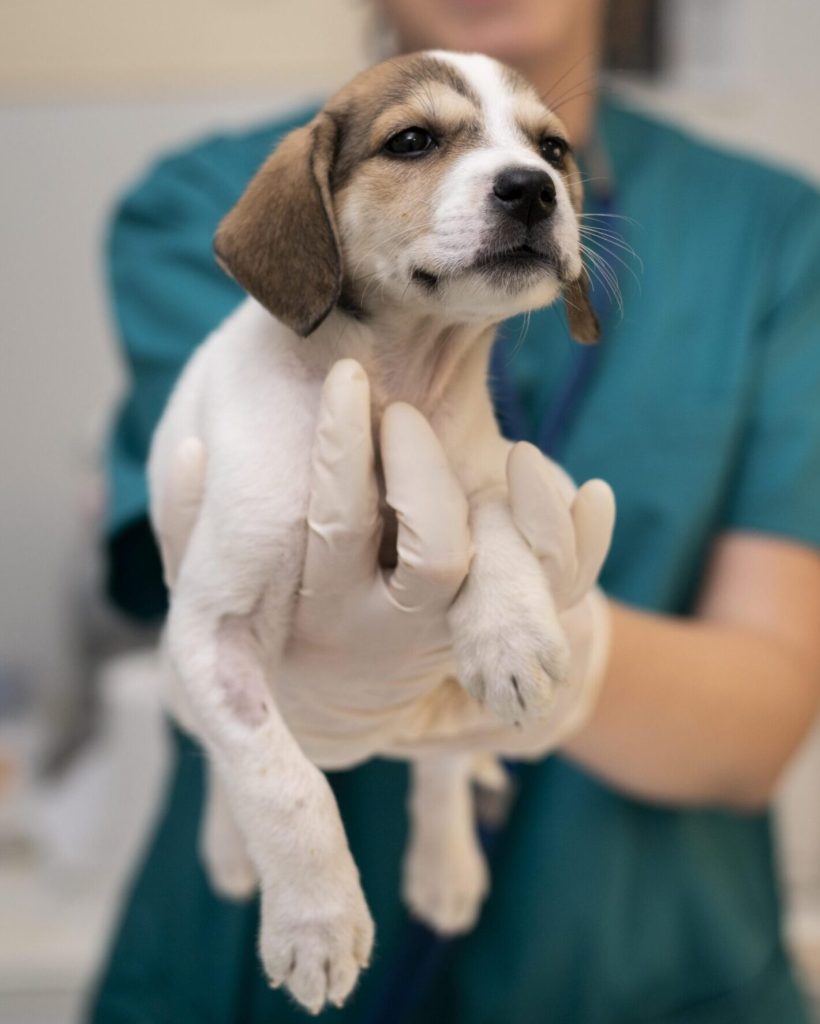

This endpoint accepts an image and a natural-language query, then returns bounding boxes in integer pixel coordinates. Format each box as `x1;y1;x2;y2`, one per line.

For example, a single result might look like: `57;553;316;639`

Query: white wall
0;0;369;98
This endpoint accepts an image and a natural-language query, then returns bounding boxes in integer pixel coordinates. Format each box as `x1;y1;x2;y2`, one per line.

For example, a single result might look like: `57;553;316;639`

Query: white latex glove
158;359;615;767
397;444;614;759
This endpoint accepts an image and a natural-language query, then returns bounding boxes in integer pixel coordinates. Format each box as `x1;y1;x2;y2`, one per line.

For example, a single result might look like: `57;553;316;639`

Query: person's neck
509;17;604;151
524;52;599;151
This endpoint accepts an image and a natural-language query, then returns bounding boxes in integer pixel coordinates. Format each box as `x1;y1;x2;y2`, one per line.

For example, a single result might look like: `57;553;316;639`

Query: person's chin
455;29;538;63
406;7;540;64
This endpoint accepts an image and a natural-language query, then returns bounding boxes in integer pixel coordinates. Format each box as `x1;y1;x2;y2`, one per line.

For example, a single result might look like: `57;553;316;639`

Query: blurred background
1;1;819;1021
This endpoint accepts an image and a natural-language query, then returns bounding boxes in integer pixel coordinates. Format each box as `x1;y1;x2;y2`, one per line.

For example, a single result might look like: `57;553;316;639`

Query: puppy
149;50;599;1013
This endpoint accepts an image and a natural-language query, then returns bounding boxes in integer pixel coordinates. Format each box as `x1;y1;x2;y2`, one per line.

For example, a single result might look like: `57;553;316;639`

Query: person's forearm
562;600;820;810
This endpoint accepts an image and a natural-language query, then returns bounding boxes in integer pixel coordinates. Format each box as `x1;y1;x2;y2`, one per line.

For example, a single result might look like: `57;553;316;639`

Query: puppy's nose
492;168;556;226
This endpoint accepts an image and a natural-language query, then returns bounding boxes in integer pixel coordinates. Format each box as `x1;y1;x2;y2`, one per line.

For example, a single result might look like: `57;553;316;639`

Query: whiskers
509;307;533;357
579;243;623;317
580;222;643;279
538;54;598;114
538;53;601;124
576;208;643;320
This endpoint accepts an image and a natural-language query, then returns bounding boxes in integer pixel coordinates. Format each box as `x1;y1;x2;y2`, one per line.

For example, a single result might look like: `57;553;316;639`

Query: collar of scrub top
362;137;620;1024
490;134;618;457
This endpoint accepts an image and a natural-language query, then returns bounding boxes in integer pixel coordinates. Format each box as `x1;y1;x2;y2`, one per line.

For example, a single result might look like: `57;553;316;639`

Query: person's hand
399;443;614;759
157;359;615;766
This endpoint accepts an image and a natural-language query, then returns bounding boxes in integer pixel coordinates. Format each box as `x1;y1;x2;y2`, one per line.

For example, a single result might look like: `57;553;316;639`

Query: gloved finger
563;479;615;608
507;441;578;602
159;436;207;590
381;402;472;611
301;359;381;596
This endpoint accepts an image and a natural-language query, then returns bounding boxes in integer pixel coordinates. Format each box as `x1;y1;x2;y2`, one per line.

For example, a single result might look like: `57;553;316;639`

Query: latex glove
156;359;614;767
276;360;477;766
393;445;614;759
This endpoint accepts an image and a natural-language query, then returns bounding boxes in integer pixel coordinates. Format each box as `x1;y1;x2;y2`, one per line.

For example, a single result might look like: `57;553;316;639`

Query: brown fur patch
213;50;598;341
564;273;600;344
312;54;491;309
402;54;483;107
561;149;600;343
326;54;484;191
214;115;341;336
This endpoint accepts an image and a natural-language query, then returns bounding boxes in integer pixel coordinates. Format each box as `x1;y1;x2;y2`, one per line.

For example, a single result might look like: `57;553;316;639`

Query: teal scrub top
91;95;820;1023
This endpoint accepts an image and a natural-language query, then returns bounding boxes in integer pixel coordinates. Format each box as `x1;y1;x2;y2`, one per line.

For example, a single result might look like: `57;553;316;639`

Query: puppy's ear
562;151;600;344
214;114;341;337
564;273;600;344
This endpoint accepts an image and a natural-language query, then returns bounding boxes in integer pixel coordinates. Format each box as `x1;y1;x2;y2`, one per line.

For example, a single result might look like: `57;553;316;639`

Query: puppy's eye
540;136;568;167
384;128;437;157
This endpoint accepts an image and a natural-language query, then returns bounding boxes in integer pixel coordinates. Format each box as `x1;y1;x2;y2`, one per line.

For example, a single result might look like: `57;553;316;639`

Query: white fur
429;52;582;287
150;52;583;1013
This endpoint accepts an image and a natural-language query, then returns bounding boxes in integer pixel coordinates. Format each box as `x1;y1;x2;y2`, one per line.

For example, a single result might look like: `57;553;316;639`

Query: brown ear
214;114;341;336
564;272;600;344
561;150;601;344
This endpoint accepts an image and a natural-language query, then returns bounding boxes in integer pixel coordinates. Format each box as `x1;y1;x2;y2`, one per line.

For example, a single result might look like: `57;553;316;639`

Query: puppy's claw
510;674;526;711
327;952;361;1007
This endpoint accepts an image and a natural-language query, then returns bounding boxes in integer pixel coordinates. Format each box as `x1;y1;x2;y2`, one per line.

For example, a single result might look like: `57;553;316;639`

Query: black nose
492;167;556;226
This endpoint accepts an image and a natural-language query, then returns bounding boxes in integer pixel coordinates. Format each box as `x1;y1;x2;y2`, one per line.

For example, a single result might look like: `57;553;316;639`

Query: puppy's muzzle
492;167;556;228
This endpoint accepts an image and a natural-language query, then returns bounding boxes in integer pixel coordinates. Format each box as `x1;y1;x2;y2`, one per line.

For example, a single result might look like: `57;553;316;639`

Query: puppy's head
215;51;598;343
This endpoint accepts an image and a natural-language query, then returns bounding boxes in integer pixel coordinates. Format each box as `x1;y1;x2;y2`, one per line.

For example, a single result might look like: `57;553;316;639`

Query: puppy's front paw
449;580;570;726
403;829;489;936
259;862;374;1014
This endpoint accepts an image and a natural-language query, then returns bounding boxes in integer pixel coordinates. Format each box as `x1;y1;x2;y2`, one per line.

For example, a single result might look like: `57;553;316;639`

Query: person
90;1;820;1021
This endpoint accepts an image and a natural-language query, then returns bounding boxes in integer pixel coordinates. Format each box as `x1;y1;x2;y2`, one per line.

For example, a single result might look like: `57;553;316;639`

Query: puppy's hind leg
200;763;257;900
402;753;489;936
